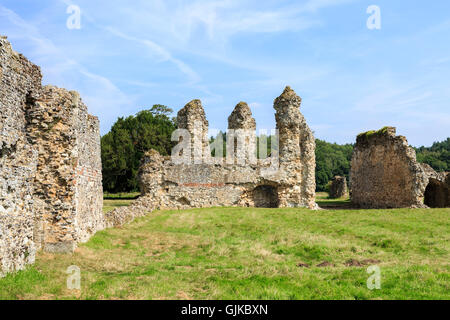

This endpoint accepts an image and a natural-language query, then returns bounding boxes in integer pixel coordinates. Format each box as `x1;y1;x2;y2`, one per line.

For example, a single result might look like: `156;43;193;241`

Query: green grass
103;192;140;200
102;199;134;213
316;192;352;208
1;196;448;300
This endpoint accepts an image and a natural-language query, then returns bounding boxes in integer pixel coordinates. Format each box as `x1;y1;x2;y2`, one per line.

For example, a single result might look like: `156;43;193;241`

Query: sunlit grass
102;199;134;213
1;196;448;300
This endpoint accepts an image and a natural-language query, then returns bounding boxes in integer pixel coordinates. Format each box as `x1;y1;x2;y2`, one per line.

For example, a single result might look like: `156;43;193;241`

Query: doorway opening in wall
253;185;278;208
424;178;448;208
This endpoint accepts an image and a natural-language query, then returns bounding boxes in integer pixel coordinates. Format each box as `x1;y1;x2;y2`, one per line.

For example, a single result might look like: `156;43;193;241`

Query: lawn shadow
315;192;357;210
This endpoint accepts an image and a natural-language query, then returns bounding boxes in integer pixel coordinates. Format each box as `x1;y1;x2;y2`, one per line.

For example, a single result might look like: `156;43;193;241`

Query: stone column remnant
227;101;257;164
274;86;317;209
176;99;210;163
329;176;348;199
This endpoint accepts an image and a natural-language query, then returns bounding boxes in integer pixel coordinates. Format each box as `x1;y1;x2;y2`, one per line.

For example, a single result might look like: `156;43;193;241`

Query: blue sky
1;0;449;146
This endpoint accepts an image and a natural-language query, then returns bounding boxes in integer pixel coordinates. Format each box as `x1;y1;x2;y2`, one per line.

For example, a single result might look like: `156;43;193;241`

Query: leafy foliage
315;140;353;192
415;138;450;172
101;105;176;193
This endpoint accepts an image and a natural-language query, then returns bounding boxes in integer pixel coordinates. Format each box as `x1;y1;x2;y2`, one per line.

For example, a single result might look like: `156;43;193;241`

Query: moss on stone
357;127;392;140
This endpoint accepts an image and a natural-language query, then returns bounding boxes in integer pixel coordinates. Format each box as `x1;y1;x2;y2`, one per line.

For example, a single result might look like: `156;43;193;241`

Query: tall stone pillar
227;102;257;164
176;99;210;163
274;86;317;209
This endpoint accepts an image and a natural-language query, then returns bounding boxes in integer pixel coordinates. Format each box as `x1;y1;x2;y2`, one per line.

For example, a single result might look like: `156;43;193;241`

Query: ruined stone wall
73;113;104;244
0;36;41;275
136;153;281;211
350;127;428;208
424;173;449;208
329;176;348;199
1;37;103;275
274;87;317;209
29;86;104;253
106;87;317;227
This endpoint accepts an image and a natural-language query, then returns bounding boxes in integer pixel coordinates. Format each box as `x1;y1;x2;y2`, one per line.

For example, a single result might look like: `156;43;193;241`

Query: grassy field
0;196;448;300
102;199;134;213
315;192;352;209
102;191;139;213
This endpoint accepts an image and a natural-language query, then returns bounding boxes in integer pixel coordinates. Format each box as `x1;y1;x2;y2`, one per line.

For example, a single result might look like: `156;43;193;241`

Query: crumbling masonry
0;37;103;276
329;176;348;199
350;127;448;208
423;165;449;208
3;35;447;277
106;86;317;227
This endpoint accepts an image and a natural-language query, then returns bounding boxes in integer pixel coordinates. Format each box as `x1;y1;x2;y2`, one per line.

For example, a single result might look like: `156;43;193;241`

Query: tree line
414;138;450;173
101;106;449;193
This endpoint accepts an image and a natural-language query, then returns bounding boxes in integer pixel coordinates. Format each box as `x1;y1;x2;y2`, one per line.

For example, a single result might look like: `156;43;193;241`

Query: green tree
315;139;353;191
101;105;176;192
415;138;450;172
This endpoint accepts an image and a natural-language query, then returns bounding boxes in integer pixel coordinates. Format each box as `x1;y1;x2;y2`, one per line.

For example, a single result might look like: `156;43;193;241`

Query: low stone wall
350;127;428;208
139;153;284;208
1;36;103;275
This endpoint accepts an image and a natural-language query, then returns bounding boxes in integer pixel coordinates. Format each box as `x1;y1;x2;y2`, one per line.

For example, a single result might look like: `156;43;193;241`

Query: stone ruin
424;171;449;208
350;127;448;208
106;86;317;227
329;176;348;199
2;35;448;277
0;36;103;276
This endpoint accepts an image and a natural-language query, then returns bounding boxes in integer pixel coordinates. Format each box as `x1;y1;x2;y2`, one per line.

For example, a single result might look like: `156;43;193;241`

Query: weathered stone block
350;127;428;208
329;176;348;199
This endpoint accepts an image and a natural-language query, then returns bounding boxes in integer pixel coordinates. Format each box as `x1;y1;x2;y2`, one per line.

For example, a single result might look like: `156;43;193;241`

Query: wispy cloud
103;26;201;84
106;0;342;49
1;0;448;145
0;4;134;133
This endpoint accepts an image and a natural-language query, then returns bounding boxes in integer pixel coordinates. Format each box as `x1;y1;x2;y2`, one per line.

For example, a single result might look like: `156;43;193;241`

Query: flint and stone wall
329;176;348;199
29;86;104;253
424;173;449;208
106;86;317;227
0;37;103;275
350;127;429;208
0;36;41;276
